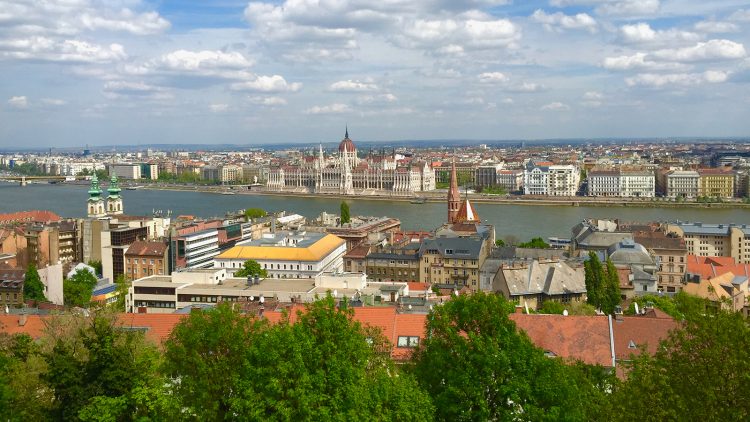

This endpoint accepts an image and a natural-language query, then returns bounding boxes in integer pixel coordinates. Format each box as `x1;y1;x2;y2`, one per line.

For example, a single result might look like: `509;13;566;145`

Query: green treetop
340;201;351;225
23;263;46;303
234;260;268;278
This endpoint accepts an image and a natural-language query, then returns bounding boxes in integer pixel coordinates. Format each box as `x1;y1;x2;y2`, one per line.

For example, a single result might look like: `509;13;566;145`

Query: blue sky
1;0;749;147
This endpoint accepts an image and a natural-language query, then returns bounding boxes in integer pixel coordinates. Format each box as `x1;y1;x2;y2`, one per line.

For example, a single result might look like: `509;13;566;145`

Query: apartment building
221;164;243;183
633;230;687;293
365;243;421;283
524;161;580;196
698;168;735;198
111;163;141;180
419;235;490;291
125;241;169;280
666;170;699;199
496;169;524;192
666;222;750;264
588;166;654;198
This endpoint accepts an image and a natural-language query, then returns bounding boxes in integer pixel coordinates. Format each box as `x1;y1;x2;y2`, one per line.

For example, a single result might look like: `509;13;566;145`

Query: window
397;336;420;348
445;249;453;255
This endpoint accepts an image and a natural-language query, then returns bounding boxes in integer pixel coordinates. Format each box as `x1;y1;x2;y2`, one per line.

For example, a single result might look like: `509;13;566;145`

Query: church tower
447;160;461;223
106;173;123;215
87;174;106;218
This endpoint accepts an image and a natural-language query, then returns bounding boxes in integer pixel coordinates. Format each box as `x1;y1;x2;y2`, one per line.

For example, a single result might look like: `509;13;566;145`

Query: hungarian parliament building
266;130;436;196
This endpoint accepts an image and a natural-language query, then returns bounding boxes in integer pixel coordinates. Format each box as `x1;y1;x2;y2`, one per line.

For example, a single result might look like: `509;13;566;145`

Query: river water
1;183;748;240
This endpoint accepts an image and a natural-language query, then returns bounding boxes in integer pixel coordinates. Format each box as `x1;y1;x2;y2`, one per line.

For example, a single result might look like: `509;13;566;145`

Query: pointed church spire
345;125;349;139
447;159;460;223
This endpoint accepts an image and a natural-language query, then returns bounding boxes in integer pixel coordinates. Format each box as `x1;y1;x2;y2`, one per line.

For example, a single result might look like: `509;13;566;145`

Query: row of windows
397;336;420;348
126;258;162;265
135;300;175;309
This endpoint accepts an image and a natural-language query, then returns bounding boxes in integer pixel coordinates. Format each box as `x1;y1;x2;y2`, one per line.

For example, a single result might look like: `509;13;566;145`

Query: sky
1;0;750;147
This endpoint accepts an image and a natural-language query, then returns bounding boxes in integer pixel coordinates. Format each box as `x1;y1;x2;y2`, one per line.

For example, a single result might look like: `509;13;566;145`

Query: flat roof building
214;231;346;279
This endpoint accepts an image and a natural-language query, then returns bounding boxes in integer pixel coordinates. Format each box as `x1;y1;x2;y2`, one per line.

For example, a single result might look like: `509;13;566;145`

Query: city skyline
2;1;750;147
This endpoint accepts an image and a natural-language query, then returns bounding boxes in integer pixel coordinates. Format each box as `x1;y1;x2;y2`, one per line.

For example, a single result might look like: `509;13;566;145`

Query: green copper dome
88;173;102;199
107;173;121;197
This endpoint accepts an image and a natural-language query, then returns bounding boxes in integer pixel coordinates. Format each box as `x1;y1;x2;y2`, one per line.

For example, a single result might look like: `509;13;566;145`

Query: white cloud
625;70;728;87
0;37;126;63
541;101;570;111
158;50;254;72
602;52;686;71
651;39;746;62
619;23;701;46
356;93;398;105
478;72;509;83
231;75;302;92
729;9;750;22
530;9;597;33
582;91;603;107
7;96;28;109
40;98;66;106
0;0;169;38
78;10;170;35
694;21;740;34
505;82;546;92
596;0;660;16
583;91;604;100
501;97;514;104
102;81;171;100
248;96;288;106
398;17;519;51
329;79;379;92
209;103;229;112
304;103;351;114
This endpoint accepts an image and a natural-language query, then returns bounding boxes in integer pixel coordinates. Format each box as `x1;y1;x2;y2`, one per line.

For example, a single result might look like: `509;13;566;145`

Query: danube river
1;183;748;240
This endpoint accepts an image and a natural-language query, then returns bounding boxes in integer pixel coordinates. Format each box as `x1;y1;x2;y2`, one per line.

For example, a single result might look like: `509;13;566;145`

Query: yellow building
698;169;735;198
214;231;346;279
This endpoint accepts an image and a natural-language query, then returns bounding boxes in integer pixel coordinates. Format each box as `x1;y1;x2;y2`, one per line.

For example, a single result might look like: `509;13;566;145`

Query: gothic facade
266;130;435;196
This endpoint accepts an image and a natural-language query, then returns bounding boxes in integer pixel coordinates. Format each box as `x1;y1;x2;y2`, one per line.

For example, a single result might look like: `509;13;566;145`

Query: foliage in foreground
1;293;746;421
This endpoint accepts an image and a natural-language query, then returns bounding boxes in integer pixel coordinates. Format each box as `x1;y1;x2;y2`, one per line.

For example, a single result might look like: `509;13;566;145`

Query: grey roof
367;252;419;260
670;222;750;236
578;231;633;249
419;236;485;259
608;240;655;266
238;230;326;248
630;266;657;284
480;258;503;276
501;261;586;296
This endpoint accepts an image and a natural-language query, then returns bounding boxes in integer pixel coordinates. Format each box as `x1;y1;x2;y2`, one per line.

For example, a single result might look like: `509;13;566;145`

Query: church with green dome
87;173;124;218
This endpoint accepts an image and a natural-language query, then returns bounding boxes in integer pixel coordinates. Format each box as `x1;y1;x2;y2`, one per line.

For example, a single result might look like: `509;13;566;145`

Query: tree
340;201;351;225
518;237;550;249
244;208;267;221
611;308;750;421
0;333;52;420
412;292;590;421
495;238;506;247
64;268;98;308
234;259;268;278
43;312;167;421
87;260;102;276
584;252;605;311
113;274;129;312
164;303;264;420
602;258;622;315
232;296;434;420
23;263;46;303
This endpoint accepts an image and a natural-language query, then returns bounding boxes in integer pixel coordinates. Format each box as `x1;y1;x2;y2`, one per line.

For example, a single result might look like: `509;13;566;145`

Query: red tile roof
0;210;61;224
0;308;678;371
510;314;613;367
125;241;168;257
612;316;678;361
687;255;750;280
